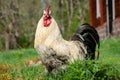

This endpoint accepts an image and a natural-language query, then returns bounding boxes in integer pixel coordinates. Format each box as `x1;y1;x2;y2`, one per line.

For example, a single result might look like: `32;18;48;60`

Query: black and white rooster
34;6;100;72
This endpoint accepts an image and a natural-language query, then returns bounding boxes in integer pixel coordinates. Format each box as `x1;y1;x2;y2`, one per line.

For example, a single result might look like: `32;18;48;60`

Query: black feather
70;23;100;59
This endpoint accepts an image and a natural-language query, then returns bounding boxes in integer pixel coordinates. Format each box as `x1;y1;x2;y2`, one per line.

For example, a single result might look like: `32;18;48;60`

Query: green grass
0;48;44;80
99;38;120;66
0;38;120;80
0;48;39;65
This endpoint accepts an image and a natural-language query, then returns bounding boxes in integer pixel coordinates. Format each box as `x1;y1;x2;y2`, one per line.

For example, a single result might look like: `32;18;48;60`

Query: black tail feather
71;23;100;59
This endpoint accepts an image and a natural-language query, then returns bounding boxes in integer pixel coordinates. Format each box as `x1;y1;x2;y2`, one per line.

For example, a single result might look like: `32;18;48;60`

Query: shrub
46;60;120;80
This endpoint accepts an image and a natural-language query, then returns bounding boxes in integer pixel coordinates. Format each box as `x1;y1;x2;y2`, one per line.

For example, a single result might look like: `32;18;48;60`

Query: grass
99;38;120;67
0;48;44;80
0;38;120;80
0;48;39;65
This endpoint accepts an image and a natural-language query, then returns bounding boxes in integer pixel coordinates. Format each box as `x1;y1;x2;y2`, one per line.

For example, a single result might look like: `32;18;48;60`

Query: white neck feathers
34;16;62;48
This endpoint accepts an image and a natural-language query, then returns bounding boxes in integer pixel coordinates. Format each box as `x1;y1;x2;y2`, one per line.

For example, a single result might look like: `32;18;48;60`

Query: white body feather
34;16;87;63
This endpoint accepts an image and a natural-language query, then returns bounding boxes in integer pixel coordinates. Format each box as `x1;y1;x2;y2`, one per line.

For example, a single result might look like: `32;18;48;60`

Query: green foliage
0;38;120;80
46;60;120;80
68;61;120;80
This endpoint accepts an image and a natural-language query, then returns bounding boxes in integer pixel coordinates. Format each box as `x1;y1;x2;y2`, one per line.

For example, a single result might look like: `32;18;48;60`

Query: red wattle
43;16;51;27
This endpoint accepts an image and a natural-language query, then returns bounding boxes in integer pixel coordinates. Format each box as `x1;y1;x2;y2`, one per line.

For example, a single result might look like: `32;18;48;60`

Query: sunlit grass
0;38;120;79
99;38;120;67
0;48;39;65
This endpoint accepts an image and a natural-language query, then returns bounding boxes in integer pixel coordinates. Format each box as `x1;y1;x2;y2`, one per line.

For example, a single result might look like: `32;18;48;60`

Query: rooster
34;6;100;72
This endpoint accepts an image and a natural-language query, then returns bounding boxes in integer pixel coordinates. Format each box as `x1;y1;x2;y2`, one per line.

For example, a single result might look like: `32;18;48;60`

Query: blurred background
0;0;120;51
0;0;89;51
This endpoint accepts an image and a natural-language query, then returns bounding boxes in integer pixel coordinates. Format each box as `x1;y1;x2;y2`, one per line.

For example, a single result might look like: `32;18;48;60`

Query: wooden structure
89;0;120;39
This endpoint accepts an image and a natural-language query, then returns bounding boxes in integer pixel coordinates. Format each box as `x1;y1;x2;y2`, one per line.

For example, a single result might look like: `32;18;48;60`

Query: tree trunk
59;0;64;34
12;33;17;49
5;32;10;51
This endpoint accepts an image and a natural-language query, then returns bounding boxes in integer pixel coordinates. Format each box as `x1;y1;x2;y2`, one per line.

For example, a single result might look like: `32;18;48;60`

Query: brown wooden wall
89;0;120;28
89;0;120;39
115;0;120;18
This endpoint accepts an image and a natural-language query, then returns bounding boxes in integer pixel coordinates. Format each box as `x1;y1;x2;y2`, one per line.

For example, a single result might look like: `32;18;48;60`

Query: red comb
45;5;51;15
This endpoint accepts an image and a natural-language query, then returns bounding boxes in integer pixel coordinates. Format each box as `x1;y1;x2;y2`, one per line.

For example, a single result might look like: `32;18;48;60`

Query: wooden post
106;0;113;37
100;0;106;24
89;0;97;27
